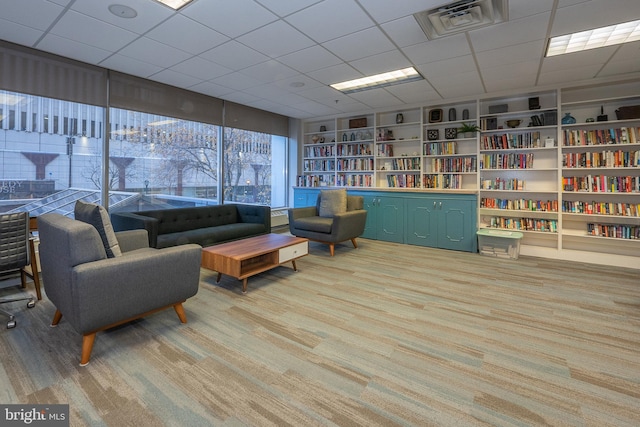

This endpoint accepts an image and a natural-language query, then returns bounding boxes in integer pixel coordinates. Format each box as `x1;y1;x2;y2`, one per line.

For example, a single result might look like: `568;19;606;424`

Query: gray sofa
111;204;271;248
38;212;202;365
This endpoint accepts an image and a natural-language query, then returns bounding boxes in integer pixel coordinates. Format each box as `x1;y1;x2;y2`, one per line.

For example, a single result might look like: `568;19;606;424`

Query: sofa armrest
111;212;159;248
69;244;202;334
237;204;271;230
115;229;149;252
331;209;368;240
288;206;317;222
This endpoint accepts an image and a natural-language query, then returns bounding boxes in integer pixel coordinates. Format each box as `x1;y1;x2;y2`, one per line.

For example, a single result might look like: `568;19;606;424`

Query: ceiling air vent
414;0;508;40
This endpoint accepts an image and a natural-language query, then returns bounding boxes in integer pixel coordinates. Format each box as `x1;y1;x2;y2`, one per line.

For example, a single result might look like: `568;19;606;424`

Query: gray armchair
288;190;367;256
37;212;202;366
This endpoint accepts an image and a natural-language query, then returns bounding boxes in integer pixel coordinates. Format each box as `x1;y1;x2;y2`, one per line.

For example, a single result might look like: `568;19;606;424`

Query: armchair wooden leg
51;310;63;327
173;303;188;323
350;238;358;249
80;333;96;366
328;243;335;256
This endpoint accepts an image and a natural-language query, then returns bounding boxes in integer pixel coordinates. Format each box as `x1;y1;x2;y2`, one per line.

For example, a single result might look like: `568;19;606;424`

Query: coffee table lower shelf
201;234;309;293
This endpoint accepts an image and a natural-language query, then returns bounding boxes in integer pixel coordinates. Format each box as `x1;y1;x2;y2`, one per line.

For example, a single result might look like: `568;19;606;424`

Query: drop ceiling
1;0;639;119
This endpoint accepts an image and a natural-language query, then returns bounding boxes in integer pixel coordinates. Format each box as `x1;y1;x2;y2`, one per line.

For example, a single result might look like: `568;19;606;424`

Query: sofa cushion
292;216;333;234
318;189;347;218
74;200;122;258
156;223;267;248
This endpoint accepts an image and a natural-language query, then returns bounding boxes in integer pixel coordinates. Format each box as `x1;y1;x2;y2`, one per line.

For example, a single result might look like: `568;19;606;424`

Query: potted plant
458;123;480;138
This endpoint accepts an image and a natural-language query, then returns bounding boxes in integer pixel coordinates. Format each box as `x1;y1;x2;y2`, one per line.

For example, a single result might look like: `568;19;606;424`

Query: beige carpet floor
1;237;639;426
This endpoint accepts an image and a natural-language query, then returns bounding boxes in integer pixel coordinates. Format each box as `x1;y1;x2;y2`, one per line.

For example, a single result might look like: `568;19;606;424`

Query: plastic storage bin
477;229;523;259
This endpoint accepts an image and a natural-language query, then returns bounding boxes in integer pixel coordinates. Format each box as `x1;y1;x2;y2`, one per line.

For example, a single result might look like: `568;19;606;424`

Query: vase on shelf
561;113;576;124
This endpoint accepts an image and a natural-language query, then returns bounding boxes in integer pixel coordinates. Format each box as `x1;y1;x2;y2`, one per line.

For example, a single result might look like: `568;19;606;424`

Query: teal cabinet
293;188;320;207
406;195;477;252
293;188;477;252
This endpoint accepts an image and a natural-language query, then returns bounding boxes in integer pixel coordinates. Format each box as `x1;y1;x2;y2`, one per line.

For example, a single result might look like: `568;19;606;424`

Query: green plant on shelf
458;123;480;135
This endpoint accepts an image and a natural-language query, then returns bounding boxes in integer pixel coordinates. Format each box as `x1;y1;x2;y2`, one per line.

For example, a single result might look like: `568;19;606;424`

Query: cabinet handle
439;201;442;209
433;201;437;208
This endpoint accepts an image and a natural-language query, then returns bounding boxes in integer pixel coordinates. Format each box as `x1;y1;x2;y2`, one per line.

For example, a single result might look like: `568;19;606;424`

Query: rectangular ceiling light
330;67;423;94
153;0;194;10
546;19;640;57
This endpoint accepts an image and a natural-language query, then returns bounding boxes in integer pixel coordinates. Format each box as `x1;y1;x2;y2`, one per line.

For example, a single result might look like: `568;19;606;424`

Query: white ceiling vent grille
414;0;508;40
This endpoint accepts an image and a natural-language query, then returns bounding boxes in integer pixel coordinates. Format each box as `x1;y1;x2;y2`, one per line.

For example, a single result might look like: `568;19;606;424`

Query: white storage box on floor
477;229;523;260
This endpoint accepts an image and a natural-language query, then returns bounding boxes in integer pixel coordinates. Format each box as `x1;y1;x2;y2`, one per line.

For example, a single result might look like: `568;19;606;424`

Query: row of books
336;158;374;171
481;178;526;190
304;145;335;158
429;156;477;173
382;157;421;171
386;174;420;188
423;141;457;155
336;143;372;156
480;198;558;212
562;175;640;193
423;174;463;189
303;159;335;172
485;217;558;232
480;132;544;150
562;150;640;168
336;174;372;187
562;127;640;146
480;153;535;170
587;223;640;239
562;201;640;216
376;143;395;157
296;174;335;187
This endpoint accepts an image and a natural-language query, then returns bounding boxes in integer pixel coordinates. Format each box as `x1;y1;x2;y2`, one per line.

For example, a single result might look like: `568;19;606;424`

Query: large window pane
108;108;219;212
223;127;287;207
0;90;103;216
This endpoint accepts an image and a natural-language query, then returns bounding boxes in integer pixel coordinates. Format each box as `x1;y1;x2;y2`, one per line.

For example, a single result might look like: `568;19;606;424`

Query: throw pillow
318;189;347;218
74;200;122;258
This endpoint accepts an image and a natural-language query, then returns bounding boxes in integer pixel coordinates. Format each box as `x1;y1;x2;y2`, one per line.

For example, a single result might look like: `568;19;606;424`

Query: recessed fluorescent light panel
330;67;423;94
546;19;640;57
153;0;194;10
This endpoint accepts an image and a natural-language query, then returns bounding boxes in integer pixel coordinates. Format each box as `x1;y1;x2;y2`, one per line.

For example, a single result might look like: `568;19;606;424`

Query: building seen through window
0;90;288;216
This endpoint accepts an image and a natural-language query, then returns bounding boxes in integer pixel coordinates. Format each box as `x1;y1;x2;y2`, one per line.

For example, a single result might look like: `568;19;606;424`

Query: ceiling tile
118;37;192;68
255;0;320;17
419;56;478;78
237;20;315;58
349;50;413;76
99;54;164;78
37;34;112;64
322;27;395;62
182;0;278;38
286;0;374;44
383;80;441;105
433;72;486;99
306;63;362;85
240;60;299;84
508;0;555;19
381;16;429;48
484;73;538;93
0;19;44;47
347;88;404;109
169;57;233;80
200;41;269;71
210;73;264;91
476;40;545;70
537;65;603;85
277;45;343;73
552;0;640;36
188;81;235;99
145;15;229;55
49;10;139;52
70;0;172;34
2;0;64;30
470;12;551;52
357;0;439;24
402;34;471;65
542;47;616;72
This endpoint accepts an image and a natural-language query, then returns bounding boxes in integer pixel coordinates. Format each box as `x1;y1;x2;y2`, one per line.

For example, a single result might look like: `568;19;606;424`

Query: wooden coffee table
201;234;308;293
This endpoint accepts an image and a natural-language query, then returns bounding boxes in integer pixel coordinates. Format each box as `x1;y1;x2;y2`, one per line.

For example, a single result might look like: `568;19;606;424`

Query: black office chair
0;212;36;329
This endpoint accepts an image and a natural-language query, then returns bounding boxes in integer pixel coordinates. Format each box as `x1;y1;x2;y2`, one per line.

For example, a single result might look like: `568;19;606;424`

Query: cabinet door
376;196;404;243
438;199;476;252
359;193;377;239
406;198;437;247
